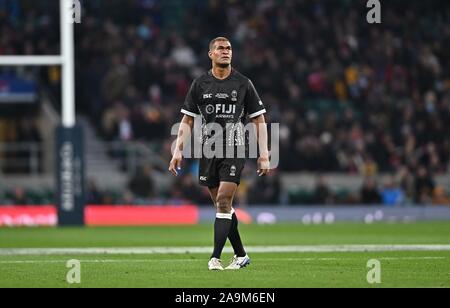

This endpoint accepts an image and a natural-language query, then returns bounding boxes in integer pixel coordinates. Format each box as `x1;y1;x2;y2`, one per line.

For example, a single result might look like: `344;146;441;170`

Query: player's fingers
259;169;269;176
168;162;178;176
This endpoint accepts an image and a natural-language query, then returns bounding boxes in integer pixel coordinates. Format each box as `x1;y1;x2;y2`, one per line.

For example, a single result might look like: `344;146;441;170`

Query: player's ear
208;50;213;60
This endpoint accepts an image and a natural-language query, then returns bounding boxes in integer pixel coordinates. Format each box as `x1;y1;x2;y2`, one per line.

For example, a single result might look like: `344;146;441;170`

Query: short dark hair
209;37;230;51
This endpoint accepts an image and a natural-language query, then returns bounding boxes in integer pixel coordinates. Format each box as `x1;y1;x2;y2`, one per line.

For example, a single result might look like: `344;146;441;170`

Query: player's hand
257;156;270;177
169;151;182;176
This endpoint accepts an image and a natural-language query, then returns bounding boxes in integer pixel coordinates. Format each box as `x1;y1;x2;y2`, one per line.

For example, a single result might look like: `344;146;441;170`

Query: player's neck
211;65;232;80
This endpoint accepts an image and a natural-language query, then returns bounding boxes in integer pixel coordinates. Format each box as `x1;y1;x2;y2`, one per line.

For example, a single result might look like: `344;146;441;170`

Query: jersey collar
209;68;235;82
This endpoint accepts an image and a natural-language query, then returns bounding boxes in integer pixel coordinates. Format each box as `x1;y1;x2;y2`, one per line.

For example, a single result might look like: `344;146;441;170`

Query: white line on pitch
260;256;447;262
0;256;446;265
1;245;450;255
0;259;202;264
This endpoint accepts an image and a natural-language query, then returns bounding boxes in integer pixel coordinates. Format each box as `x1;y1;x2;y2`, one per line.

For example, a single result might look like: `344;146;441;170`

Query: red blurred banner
0;205;199;227
85;206;199;226
0;206;57;227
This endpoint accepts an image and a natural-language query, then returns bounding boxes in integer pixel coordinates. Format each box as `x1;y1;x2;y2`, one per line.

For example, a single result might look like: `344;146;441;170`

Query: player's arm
251;114;270;177
168;115;194;176
246;79;269;176
169;79;199;176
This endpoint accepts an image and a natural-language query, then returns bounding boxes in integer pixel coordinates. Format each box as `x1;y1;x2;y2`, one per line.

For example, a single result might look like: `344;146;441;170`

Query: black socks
211;209;247;259
211;213;232;259
229;211;246;257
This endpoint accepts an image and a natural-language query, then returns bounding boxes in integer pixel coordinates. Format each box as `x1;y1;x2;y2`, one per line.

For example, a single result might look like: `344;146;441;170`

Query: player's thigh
208;187;219;208
216;181;238;206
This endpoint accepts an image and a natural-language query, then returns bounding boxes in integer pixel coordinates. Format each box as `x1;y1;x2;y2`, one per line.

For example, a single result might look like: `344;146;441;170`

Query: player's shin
211;212;233;259
228;208;246;257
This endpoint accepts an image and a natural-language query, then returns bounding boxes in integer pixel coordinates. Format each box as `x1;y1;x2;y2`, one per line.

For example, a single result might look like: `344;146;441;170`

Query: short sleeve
245;80;266;118
181;80;200;117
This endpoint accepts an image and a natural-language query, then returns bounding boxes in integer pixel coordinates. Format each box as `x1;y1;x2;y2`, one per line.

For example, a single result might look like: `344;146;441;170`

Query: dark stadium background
0;0;449;226
1;0;450;290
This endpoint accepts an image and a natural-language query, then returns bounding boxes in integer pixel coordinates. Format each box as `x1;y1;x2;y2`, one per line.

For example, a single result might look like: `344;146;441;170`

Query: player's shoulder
192;69;252;86
191;71;210;85
231;69;252;85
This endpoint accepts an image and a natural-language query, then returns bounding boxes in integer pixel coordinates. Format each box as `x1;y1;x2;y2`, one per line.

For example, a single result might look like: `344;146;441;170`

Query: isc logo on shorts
200;176;208;181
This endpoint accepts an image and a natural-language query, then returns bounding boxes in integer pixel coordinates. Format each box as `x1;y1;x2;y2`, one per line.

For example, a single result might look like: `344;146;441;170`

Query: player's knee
216;195;232;213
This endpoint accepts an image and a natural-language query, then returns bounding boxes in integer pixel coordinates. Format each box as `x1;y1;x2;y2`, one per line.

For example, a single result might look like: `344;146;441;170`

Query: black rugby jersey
181;69;266;147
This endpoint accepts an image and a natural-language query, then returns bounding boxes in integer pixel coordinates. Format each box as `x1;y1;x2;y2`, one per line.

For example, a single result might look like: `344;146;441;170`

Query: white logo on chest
205;105;215;114
215;93;229;99
216;104;235;114
231;90;238;102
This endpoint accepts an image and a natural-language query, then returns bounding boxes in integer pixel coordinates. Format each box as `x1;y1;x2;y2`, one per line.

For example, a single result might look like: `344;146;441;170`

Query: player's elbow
182;115;194;127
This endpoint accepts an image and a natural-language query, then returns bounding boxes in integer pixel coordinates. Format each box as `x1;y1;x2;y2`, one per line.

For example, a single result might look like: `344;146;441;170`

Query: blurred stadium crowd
0;0;449;206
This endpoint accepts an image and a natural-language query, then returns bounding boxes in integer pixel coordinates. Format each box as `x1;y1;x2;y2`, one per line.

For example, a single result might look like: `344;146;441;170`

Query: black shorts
199;157;246;188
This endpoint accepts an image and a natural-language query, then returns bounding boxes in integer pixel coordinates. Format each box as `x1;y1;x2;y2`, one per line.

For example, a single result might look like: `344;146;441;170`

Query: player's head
208;37;232;68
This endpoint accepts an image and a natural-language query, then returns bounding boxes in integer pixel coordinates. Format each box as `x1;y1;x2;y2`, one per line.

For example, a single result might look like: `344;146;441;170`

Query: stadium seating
0;0;448;205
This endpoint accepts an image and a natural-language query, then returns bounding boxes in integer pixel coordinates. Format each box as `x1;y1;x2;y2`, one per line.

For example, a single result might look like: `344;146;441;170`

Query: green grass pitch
0;222;450;288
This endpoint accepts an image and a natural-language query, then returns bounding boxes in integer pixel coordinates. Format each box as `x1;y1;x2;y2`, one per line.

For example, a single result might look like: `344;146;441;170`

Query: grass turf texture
0;222;450;288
